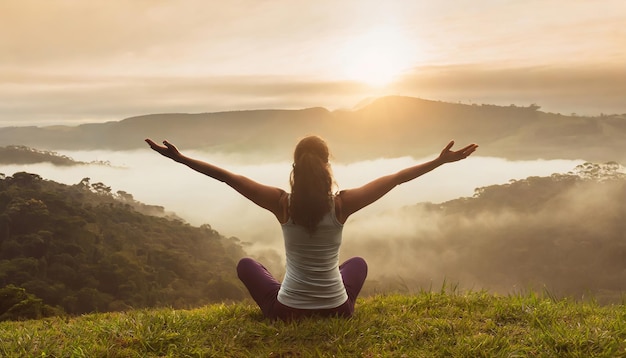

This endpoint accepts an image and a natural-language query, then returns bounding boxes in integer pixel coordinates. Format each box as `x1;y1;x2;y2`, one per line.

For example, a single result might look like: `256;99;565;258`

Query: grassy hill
1;291;624;357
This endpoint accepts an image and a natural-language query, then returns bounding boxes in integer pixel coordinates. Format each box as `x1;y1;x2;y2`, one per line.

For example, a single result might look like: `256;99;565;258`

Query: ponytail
289;136;334;232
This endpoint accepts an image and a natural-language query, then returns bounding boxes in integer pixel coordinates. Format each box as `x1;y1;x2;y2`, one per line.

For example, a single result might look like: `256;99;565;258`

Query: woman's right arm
336;140;477;223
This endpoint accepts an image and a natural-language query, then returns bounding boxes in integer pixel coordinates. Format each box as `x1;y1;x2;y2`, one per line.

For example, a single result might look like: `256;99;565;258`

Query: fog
2;149;582;234
342;174;626;303
3;149;590;296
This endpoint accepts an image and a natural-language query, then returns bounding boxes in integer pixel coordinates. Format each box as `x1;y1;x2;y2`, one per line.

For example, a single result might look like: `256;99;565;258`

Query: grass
1;290;625;357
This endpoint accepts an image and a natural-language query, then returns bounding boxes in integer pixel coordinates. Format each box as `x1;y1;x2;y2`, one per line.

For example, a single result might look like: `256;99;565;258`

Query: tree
6;198;50;235
572;162;626;181
116;190;134;203
9;172;43;187
91;182;111;195
76;177;91;189
0;285;58;321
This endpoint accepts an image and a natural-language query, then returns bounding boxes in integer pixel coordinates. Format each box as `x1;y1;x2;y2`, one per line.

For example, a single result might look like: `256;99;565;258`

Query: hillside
0;172;248;321
1;96;625;163
346;162;626;303
1;292;624;357
0;145;109;166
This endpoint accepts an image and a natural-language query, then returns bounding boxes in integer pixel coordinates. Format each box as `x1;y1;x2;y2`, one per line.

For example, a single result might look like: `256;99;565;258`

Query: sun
338;26;416;87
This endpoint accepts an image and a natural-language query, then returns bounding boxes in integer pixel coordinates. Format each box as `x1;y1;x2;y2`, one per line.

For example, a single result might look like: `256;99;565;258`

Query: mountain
1;96;625;163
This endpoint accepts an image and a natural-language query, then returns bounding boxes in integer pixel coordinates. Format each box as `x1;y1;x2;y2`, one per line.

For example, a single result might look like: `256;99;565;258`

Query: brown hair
289;136;334;232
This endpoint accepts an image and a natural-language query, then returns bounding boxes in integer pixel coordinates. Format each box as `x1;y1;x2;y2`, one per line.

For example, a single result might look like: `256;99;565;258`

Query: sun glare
338;26;416;87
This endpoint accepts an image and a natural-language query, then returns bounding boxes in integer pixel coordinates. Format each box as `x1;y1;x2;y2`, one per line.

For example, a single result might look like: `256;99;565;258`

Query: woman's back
278;196;348;309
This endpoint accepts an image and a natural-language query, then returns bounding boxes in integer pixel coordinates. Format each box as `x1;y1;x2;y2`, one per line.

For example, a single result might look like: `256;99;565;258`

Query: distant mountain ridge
1;96;625;163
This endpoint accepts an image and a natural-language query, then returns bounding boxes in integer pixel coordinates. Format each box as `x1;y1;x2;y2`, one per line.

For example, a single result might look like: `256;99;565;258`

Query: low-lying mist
7;149;610;299
344;174;626;304
2;149;582;236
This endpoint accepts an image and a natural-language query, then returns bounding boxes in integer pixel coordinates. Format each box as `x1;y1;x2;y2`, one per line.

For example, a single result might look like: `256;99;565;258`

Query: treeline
0;172;248;321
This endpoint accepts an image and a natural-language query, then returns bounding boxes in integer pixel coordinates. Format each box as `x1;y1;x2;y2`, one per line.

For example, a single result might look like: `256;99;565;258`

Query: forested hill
1;96;625;163
347;161;626;303
0;172;248;321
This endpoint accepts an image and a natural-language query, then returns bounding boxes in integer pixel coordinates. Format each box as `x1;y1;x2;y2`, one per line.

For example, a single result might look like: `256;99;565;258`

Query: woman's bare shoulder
334;190;348;224
278;191;290;224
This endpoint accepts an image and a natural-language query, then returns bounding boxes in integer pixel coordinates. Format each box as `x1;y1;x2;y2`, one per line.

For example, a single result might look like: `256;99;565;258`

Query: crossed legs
236;257;368;320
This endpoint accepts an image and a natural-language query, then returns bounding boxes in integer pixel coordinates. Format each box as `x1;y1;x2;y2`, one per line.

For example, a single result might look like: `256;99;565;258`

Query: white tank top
277;196;348;309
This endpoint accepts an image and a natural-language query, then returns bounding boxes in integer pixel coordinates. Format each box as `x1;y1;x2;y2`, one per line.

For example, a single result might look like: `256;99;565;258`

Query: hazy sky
1;0;625;125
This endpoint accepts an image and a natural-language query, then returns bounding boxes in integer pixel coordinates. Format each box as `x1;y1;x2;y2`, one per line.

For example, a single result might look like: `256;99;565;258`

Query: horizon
0;92;623;129
1;1;625;126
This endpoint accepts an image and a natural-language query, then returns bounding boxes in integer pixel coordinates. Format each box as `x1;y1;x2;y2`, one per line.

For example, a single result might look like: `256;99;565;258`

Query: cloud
2;62;626;127
2;0;625;73
0;1;358;73
0;71;375;125
394;64;626;115
1;2;160;64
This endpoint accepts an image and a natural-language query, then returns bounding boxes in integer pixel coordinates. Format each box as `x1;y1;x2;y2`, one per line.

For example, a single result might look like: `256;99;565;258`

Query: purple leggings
237;257;368;321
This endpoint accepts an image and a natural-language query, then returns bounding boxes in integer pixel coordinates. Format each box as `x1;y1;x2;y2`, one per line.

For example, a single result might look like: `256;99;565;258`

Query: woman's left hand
438;140;478;163
145;139;183;161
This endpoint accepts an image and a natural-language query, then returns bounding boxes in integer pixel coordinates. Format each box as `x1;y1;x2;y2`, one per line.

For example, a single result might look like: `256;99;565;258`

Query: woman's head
290;136;334;232
293;135;330;164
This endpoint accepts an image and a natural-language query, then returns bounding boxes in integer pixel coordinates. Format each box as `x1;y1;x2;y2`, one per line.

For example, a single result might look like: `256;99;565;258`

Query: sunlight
337;26;417;87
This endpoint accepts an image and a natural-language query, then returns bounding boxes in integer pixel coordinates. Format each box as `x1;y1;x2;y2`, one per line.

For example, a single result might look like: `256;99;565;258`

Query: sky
1;0;625;126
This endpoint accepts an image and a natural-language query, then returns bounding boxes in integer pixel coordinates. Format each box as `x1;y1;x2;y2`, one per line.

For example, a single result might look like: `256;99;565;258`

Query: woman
146;136;477;320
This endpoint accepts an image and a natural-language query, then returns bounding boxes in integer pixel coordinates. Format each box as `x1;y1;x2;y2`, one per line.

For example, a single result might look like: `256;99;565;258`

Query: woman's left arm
145;139;286;218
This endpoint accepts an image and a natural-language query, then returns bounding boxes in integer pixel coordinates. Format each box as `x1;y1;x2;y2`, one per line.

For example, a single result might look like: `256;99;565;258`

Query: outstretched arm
145;139;286;220
337;140;478;222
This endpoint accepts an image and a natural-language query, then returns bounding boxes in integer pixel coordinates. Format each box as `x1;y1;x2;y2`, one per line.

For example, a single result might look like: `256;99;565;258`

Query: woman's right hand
145;139;183;162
